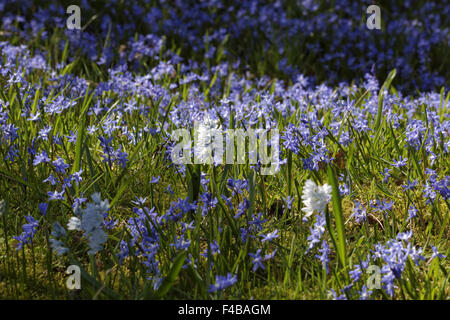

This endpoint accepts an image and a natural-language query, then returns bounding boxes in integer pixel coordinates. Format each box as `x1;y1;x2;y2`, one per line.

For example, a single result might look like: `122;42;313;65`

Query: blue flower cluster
0;0;447;300
13;215;39;250
0;1;448;92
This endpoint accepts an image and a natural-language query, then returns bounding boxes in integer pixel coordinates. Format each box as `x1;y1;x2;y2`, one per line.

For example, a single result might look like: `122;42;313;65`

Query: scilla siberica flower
208;273;237;293
13;215;39;250
301;179;332;218
350;201;367;223
372;231;425;297
316;240;331;274
306;212;326;253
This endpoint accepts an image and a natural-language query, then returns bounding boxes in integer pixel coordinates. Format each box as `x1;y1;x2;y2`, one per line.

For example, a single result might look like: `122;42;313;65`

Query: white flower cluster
68;193;109;254
301;179;332;218
194;115;223;165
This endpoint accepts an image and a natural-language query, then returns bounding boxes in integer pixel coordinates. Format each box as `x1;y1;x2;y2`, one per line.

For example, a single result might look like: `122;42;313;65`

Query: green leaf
72;89;92;176
327;165;347;269
374;69;396;141
152;251;187;299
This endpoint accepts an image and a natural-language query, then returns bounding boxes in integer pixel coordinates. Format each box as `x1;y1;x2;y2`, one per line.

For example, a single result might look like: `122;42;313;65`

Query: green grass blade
327;165;347;269
152;251;187;299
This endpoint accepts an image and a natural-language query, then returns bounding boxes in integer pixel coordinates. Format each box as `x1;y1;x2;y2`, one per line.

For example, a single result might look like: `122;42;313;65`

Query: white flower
301;179;332;218
194;115;223;165
67;216;81;231
80;193;109;254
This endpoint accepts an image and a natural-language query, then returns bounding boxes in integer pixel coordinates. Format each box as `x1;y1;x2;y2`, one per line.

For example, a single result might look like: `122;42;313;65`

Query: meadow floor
0;1;448;299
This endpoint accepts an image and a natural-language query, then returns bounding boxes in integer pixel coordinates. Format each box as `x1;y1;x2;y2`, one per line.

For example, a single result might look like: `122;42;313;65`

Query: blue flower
423;182;436;204
402;179;417;191
283;196;294;210
38;125;52;141
200;192;218;216
149;176;160;183
249;249;265;272
52;157;69;174
358;285;372;300
66;130;77;143
117;240;129;264
48;190;65;201
350;201;367;223
227;178;248;196
171;234;191;251
240;227;250;243
406;205;418;221
70;169;83;185
349;265;362;282
221;194;233;210
329;289;347;300
264;249;277;261
132;196;147;206
306;213;326;253
392;156;408;168
261;229;279;242
13;215;39;250
430;245;446;260
33;150;50;166
233;198;249;219
43;174;58;186
381;168;391;183
114;146;128;168
208;273;237;293
316;240;330;274
249;212;267;232
73;194;87;209
370;199;394;217
396;231;413;242
201;240;220;257
165;184;175;195
372;232;425;297
38;202;48;216
180;221;194;232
